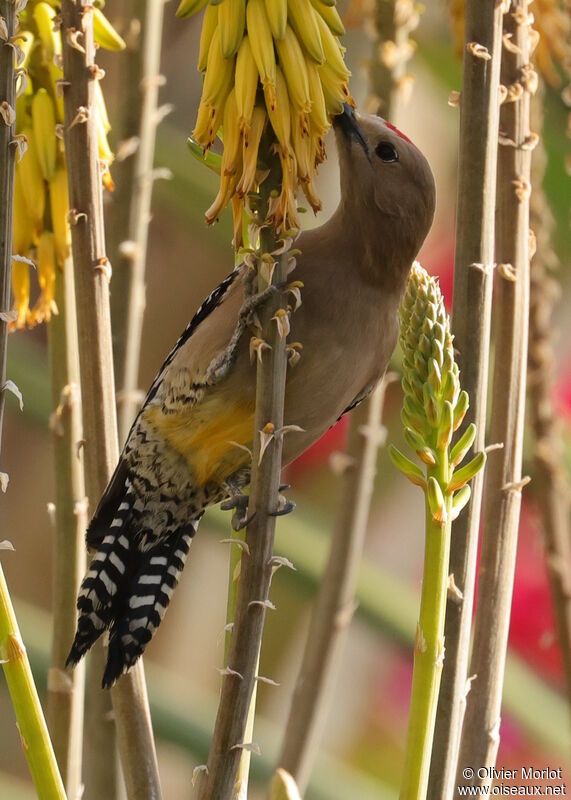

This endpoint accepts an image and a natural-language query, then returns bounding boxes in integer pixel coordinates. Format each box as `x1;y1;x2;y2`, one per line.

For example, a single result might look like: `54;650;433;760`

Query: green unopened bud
427;476;447;523
404;427;427;453
453;390;469;431
417;447;437;466
423;383;439;427
409;372;425;404
418;333;432;359
448;451;486;493
431;338;444;366
432;321;445;346
390;446;427;490
396;264;483;506
437;401;454;452
401;408;428;438
414;350;427;379
421;316;434;336
451;485;471;520
404;393;425;421
427;358;442;394
450;422;477;467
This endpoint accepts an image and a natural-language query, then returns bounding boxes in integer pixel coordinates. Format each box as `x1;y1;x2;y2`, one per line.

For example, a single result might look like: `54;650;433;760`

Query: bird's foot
220;493;256;531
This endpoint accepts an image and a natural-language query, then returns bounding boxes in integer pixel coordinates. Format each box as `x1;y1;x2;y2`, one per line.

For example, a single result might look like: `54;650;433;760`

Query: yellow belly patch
146;399;255;487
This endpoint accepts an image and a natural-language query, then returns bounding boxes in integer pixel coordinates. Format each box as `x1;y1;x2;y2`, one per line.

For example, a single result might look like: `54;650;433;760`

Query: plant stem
369;0;420;120
428;2;503;794
112;0;166;445
195;150;290;800
0;0;16;457
400;460;452;800
278;380;389;793
60;3;162;798
527;85;571;714
0;6;66;797
457;1;533;785
0;566;67;800
224;529;259;800
47;258;86;800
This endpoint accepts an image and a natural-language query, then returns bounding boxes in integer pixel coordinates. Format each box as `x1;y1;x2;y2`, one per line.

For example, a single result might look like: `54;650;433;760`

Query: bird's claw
232;510;256;531
221;493;254;530
269;495;296;517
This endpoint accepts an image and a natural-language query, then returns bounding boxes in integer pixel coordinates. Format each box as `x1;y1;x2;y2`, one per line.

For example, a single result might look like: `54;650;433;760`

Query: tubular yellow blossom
198;3;219;72
235;36;259;136
221;90;241;176
218;0;246;58
17;129;45;236
13;169;34;256
33;2;61;61
31;89;57;182
286;0;325;64
202;26;236;106
31;230;58;325
187;0;353;231
274;27;312;112
236;105;267;197
264;0;287;40
309;0;345;36
92;7;127;51
49;167;71;267
9;0;119;331
11;261;31;331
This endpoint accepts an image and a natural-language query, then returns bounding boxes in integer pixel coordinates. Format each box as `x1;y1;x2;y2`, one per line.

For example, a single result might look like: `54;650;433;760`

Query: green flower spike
391;263;486;800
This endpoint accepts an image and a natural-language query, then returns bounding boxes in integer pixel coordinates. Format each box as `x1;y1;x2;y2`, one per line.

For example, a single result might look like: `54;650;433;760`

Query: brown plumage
67;108;435;687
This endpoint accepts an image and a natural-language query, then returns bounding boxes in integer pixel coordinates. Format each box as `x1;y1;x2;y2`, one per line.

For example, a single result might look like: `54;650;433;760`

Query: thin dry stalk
47;259;87;800
368;0;420;119
279;383;389;793
112;0;166;444
195;156;290;800
83;649;119;800
457;1;533;785
60;3;162;798
428;1;503;795
527;86;571;712
107;1;142;350
0;0;16;452
277;3;415;787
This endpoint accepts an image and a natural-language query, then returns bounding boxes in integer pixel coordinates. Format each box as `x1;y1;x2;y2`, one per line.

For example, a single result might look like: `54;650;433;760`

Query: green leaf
186;138;222;175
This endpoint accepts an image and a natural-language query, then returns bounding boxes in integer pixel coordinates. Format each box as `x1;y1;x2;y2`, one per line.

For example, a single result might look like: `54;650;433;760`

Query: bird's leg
204;283;280;386
221;470;255;531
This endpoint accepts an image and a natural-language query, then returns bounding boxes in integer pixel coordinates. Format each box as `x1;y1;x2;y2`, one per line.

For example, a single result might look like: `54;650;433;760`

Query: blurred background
1;2;570;797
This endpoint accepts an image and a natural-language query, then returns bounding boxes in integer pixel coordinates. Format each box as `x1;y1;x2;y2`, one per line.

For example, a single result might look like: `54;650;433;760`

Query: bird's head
333;106;436;284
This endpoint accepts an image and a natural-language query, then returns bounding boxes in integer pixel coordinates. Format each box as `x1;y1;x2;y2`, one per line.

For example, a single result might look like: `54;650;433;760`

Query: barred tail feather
102;516;201;688
66;496;135;667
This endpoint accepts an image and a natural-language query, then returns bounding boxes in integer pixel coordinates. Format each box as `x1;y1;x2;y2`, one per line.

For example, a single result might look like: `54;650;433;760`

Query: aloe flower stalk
390;263;485;800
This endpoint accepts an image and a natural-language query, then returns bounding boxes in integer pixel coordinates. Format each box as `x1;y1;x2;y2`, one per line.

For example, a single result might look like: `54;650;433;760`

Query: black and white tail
66;485;201;687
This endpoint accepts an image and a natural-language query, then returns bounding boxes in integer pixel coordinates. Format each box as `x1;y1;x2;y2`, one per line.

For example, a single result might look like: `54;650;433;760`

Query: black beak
333;104;369;157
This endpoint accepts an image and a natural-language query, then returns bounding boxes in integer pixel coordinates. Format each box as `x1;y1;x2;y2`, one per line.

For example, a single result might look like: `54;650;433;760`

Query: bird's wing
141;267;242;409
87;267;244;548
337;380;377;421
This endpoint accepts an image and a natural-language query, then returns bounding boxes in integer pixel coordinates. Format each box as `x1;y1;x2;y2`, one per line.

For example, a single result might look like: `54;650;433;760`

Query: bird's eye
375;142;399;162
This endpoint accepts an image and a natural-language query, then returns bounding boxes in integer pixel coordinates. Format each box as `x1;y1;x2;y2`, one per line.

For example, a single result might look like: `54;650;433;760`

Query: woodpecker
67;108;436;687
